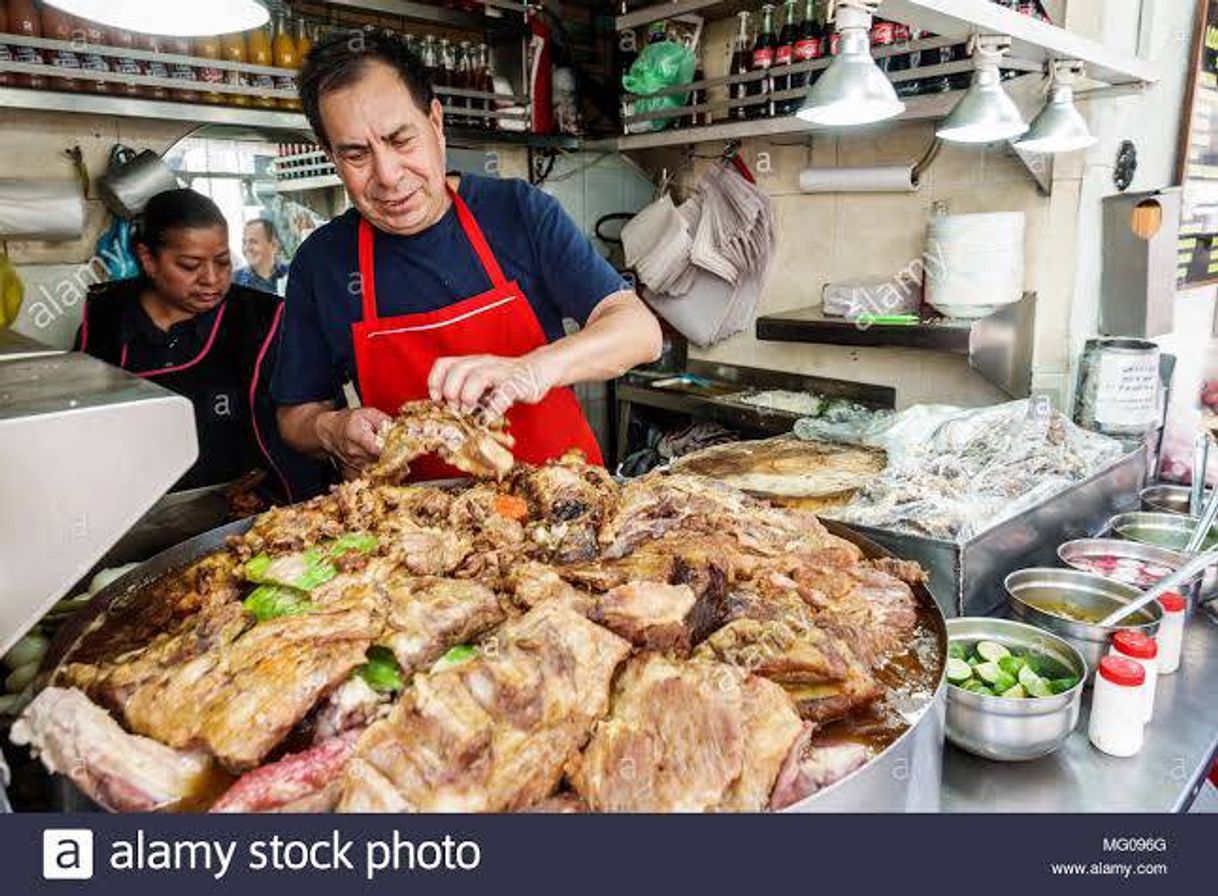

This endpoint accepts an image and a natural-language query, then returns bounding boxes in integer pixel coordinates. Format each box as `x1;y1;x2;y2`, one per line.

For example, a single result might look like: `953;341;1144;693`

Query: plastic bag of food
622;41;695;133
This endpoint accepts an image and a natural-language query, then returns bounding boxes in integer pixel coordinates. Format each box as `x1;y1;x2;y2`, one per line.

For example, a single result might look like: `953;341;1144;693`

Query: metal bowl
944;617;1085;761
1004;567;1162;674
1107;511;1218;600
1057;538;1191;590
1140;484;1211;515
1108;511;1218;551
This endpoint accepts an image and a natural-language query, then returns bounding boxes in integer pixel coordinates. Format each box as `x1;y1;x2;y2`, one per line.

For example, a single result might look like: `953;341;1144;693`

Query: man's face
320;60;448;235
242;223;276;269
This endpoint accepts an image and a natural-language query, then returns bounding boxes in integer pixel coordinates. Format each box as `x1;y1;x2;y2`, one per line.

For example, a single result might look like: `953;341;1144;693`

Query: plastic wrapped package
621;41;696;133
824;400;1126;542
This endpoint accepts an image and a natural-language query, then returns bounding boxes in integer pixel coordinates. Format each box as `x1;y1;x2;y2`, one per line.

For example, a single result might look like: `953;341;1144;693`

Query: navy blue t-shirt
270;174;628;405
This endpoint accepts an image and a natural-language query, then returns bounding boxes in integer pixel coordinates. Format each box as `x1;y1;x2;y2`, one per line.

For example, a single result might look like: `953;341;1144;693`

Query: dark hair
137;188;227;253
299;28;435;149
244;217;279;244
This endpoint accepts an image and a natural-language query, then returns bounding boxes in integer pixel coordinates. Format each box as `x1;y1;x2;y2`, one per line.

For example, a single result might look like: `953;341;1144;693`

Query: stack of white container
924;212;1026;320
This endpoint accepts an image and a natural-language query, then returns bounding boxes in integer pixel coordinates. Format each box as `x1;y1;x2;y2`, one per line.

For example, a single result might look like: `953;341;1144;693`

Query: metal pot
44;518;947;813
98;146;181;219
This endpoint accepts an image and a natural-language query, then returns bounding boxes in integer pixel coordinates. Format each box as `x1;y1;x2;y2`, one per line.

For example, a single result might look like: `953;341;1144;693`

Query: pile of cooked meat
13;402;934;814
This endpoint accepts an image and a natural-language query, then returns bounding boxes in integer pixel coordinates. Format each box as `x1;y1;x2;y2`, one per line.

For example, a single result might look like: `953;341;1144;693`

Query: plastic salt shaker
1088;656;1145;757
1108;630;1158;723
1156;592;1187;675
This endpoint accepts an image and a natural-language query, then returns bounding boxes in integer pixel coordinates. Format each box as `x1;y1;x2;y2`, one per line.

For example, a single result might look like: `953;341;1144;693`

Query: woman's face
137;225;232;316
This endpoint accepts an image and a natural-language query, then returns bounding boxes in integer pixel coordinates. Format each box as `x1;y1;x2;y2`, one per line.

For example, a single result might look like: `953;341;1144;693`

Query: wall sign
1176;0;1218;288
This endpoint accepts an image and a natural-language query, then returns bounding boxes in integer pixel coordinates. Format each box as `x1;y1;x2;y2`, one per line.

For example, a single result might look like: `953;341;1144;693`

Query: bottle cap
1098;655;1146;687
1112;630;1157;660
1159;592;1187;613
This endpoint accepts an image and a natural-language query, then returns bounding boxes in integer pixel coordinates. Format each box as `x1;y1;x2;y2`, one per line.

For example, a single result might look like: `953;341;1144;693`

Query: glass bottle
272;11;299;110
169;35;203;103
421;35;438;84
75;18;112;95
0;2;11;88
749;3;777;118
795;0;824;89
774;0;798;114
246;21;276;109
478;43;496;130
220;30;249;106
111;28;147;97
40;3;81;93
139;33;171;102
455;40;473;126
437;37;455;119
728;12;751;122
294;15;313;62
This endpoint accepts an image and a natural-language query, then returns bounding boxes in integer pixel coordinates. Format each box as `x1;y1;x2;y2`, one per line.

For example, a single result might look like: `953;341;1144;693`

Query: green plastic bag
622;41;696;133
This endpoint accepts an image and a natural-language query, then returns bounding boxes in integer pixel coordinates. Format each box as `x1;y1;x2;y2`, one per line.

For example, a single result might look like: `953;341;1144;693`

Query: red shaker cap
1098;655;1146;687
1159;592;1187;613
1112;629;1157;659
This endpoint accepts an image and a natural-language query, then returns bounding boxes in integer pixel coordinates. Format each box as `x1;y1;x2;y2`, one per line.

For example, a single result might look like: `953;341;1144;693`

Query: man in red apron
272;30;660;478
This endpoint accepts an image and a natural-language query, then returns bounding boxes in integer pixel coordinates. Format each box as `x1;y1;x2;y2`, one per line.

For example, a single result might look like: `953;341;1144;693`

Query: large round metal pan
42;515;946;813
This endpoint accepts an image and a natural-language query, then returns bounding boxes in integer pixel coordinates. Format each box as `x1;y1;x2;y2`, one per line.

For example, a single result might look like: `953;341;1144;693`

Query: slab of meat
117;603;377;771
598;473;853;560
511;455;616;563
594;581;721;656
12;687;215;812
571;655;801;812
210;730;361;813
768;725;870;810
371;400;515;482
57;600;253;718
332;480;454;530
696;612;881;723
337;601;630;812
506;561;595;615
814;565;920;668
309;676;390;743
379;575;506;674
229;493;346;560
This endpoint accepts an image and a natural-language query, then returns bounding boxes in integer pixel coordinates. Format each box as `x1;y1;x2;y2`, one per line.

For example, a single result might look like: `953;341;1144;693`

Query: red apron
351;185;604;481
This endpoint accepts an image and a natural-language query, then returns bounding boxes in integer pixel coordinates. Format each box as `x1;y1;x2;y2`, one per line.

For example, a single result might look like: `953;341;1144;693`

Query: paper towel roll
0;180;85;241
798;165;919;194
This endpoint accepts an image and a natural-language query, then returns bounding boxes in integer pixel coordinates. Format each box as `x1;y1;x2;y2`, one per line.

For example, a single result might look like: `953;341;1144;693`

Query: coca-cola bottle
111;28;147;98
869;16;897;73
749;3;777;119
773;0;798;114
75;18;112;95
140;34;172;102
795;0;824;89
729;11;751;122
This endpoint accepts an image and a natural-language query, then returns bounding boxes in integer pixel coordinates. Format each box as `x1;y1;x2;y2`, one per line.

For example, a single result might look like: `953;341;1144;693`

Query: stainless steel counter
942;612;1218;812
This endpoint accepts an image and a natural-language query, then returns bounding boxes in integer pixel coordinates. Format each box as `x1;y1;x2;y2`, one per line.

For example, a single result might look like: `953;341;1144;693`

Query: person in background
234;218;290;295
75;189;325;503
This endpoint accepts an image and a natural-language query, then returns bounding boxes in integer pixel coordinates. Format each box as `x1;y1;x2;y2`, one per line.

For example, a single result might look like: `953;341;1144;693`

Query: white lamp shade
796;12;904;127
937;66;1028;144
1014;85;1097;153
44;0;268;37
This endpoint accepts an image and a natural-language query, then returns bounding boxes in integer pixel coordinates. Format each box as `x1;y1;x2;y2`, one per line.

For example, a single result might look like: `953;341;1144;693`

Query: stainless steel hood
0;344;197;657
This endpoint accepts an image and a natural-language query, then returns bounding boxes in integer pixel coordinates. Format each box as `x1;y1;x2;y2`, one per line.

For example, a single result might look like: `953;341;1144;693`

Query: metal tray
839;448;1148;618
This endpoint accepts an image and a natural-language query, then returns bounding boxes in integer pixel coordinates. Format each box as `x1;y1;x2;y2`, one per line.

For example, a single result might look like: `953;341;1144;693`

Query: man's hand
428;354;551;419
315;407;392;471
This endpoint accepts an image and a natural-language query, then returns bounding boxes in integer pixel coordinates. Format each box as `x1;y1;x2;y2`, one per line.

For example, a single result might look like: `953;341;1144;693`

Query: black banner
0;813;1208;894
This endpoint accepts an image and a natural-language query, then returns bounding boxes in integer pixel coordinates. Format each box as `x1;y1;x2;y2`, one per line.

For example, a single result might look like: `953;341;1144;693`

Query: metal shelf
276;174;344;192
317;0;529;39
756;306;975;351
596;82;971;151
0;86;312;131
0;87;580;149
617;0;1157;88
755;293;1037;397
